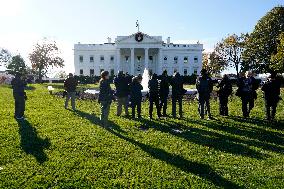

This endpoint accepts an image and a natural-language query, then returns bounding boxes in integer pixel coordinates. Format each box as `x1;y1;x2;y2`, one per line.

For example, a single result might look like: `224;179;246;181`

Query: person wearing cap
159;70;170;117
98;71;114;126
196;69;213;119
11;72;27;120
64;73;78;110
261;72;281;121
170;71;184;119
129;76;143;119
114;71;129;116
148;73;161;119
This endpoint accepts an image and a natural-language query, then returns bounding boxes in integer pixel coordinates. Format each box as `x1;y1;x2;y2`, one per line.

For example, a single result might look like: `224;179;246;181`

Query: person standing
114;71;129;116
261;72;281;121
64;73;78;110
129;76;143;119
98;71;114;126
148;73;161;119
11;73;27;120
237;71;259;117
196;69;213;119
217;74;232;116
171;71;184;119
159;70;170;117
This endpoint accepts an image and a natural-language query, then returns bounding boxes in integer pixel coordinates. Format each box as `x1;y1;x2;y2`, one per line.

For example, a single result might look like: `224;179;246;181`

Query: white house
74;32;203;76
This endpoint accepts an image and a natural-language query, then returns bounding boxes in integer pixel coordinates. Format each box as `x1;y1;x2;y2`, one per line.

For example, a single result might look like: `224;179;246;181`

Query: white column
116;48;121;73
158;48;163;75
130;48;135;76
179;56;183;75
144;48;149;70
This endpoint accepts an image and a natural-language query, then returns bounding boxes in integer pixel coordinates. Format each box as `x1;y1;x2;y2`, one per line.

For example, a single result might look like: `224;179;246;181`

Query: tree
202;52;226;76
29;39;64;82
0;48;12;66
6;55;27;75
55;70;67;78
270;32;284;72
243;6;284;73
214;34;246;77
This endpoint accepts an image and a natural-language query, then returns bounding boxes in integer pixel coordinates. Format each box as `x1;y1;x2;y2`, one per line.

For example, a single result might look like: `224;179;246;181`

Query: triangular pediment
115;32;163;44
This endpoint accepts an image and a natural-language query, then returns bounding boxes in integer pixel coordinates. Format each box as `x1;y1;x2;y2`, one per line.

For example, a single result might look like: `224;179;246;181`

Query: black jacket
114;76;129;97
171;74;184;97
218;78;232;97
196;75;213;94
159;75;170;97
64;77;78;92
11;77;26;96
148;78;159;97
98;79;113;102
262;79;281;103
130;81;143;102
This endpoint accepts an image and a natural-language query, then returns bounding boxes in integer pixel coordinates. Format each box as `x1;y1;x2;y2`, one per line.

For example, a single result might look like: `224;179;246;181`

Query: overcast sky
0;0;283;75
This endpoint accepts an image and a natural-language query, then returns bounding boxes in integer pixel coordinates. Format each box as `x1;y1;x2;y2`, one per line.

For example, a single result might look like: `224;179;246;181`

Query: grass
0;84;284;188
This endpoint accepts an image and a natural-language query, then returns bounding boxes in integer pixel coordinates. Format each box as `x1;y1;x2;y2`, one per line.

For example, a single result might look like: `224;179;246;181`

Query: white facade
74;32;203;76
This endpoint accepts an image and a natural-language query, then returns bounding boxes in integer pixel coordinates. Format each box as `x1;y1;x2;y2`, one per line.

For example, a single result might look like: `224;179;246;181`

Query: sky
0;0;283;75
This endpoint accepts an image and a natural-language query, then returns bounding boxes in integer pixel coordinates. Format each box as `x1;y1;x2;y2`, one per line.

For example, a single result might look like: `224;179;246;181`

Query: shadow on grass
187;117;284;153
134;118;269;159
228;116;284;130
74;110;242;188
17;119;50;164
72;109;126;134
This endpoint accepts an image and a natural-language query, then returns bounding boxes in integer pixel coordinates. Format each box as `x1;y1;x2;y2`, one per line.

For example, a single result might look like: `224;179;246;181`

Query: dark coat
114;76;129;97
196;75;213;94
217;78;232;98
98;79;113;102
262;79;281;105
171;74;184;97
236;76;259;99
148;78;159;98
130;81;143;102
11;77;26;97
159;75;170;97
64;77;78;92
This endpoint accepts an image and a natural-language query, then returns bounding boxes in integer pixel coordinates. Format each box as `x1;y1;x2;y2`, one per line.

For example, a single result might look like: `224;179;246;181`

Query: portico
116;47;163;75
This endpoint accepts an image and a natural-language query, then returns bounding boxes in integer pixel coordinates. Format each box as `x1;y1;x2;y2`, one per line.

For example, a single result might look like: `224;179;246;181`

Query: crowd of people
11;69;282;127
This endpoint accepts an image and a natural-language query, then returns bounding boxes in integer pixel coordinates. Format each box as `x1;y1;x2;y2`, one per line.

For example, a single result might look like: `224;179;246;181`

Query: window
79;55;83;63
90;69;94;76
100;56;104;62
184;57;188;64
80;69;83;75
164;56;167;64
90;56;94;63
125;56;129;62
193;68;198;75
110;69;114;76
184;69;188;76
110;56;114;62
149;56;153;61
194;56;198;63
174;56;178;64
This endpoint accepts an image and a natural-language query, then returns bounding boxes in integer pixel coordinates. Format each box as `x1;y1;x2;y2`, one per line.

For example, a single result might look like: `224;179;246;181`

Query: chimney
167;37;171;44
107;37;112;43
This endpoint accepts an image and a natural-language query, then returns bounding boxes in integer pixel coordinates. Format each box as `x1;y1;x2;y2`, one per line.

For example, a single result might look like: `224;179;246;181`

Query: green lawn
0;84;284;188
